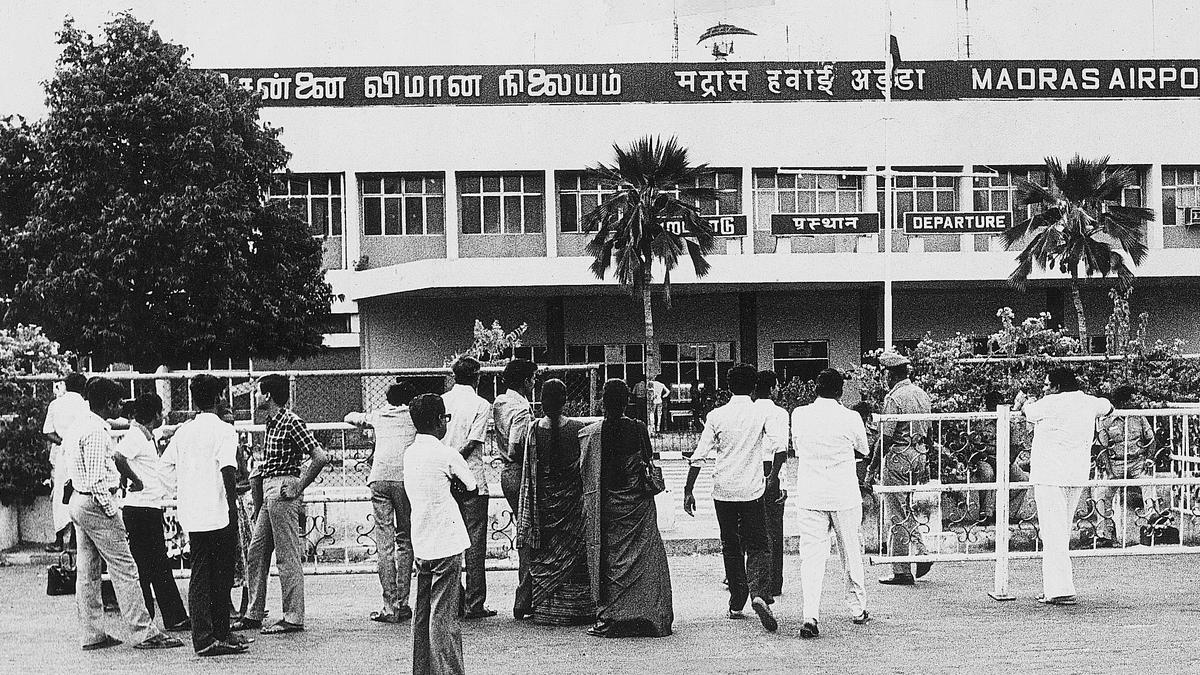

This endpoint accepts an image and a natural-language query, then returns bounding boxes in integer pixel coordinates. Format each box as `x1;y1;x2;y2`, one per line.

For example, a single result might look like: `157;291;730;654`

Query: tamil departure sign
903;212;1012;234
662;214;747;237
770;213;880;235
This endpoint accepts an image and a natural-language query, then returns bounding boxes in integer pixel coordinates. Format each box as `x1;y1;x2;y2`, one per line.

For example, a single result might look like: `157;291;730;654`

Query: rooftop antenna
698;22;757;61
672;3;679;62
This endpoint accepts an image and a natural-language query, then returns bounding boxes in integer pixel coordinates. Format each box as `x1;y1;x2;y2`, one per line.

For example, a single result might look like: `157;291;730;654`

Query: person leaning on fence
1013;367;1113;606
492;358;537;619
791;369;871;638
66;377;183;651
967;391;1033;527
405;393;477;675
345;380;419;624
752;370;790;600
43;372;88;553
876;350;935;586
116;393;189;633
1088;385;1160;548
683;363;782;633
441;357;498;620
235;374;330;634
162;375;250;656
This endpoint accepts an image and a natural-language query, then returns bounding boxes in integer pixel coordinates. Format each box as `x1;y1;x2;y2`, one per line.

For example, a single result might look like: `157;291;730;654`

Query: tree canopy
2;14;331;369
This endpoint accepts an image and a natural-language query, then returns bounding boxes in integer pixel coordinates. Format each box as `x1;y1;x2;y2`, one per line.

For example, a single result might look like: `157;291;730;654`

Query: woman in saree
517;379;596;625
579;379;673;638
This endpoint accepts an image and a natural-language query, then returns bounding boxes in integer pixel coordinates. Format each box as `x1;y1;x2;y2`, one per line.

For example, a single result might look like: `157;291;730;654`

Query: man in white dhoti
790;369;870;638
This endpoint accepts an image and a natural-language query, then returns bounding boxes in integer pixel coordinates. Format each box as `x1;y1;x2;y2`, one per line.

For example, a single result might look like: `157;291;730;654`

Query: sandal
134;635;184;650
82;635;122;651
230;618;262;631
260;620;305;634
370;611;401;624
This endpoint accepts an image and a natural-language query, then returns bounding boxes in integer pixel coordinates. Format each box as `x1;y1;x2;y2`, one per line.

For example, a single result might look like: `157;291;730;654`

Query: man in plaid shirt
235;374;329;635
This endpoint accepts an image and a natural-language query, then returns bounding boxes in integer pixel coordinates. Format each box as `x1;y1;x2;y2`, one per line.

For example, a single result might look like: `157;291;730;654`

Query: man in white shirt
43;372;89;552
405;394;478;675
492;358;536;618
647;375;670;436
442;356;497;619
162;374;247;656
791;369;871;638
345;381;419;624
753;370;790;600
683;364;783;632
1013;367;1113;606
116;393;188;632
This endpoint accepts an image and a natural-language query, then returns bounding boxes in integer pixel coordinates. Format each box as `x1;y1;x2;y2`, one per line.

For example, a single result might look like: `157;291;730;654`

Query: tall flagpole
882;0;895;351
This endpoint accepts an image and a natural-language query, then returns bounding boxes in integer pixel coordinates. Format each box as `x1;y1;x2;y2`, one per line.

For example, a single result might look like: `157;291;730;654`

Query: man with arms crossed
1014;367;1113;605
791;369;870;638
236;374;329;634
683;364;783;632
345;381;419;624
442;356;497;619
406;394;478;675
163;375;249;656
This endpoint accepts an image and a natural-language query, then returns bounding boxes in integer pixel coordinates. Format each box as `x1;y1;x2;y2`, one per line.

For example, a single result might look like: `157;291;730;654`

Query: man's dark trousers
189;523;237;652
123;505;188;626
500;463;531;617
762;476;785;597
713;498;771;610
458;492;489;615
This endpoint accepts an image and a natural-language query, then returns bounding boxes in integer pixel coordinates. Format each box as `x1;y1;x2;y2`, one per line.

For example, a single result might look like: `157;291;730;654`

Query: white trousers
1034;484;1084;598
797;505;866;621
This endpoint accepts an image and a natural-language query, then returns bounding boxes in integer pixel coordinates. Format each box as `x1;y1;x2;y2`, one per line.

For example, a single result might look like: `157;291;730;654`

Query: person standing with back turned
493;358;537;619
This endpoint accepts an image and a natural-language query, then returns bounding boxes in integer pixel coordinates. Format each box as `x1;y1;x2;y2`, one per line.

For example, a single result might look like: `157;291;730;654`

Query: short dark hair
754;370;777;398
452;356;481;385
1109;385;1137;408
1047;367;1080;392
409;393;446;433
814;368;845;399
727;364;757;396
64;373;87;394
190;374;227;410
387;380;417;406
85;377;125;409
257;374;290;406
602;379;629;417
128;393;163;425
540;378;567;416
502;359;537;392
983;390;1005;412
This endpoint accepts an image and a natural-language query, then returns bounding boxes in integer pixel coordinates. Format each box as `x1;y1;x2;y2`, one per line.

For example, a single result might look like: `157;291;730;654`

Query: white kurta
42;391;89;531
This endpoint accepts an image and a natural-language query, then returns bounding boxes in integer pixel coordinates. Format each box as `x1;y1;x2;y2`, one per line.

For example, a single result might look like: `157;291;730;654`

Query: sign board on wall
903;211;1012;234
211;60;1200;107
661;214;747;237
770;213;880;235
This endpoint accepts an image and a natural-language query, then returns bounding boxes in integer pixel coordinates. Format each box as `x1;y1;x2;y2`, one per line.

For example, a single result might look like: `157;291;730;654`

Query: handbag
46;552;76;596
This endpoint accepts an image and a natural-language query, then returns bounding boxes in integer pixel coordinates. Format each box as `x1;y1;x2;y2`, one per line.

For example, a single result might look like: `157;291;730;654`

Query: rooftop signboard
212;60;1200;107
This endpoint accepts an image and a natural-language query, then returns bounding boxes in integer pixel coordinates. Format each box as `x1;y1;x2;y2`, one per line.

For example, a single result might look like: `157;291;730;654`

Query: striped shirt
259;408;322;478
68;412;120;517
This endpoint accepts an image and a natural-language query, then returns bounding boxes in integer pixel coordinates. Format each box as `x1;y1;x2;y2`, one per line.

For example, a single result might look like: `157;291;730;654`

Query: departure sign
661;214;747;237
770;213;880;235
904;211;1012;234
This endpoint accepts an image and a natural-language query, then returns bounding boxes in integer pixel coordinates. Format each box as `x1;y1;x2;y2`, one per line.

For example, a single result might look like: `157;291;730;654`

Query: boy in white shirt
405;393;478;675
162;375;248;656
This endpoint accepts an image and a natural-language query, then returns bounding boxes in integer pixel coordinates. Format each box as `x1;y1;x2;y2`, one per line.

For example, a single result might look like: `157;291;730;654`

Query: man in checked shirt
67;377;183;651
235;374;330;635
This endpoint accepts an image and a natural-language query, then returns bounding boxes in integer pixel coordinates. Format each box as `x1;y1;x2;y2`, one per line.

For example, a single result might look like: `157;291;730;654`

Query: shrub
0;325;72;505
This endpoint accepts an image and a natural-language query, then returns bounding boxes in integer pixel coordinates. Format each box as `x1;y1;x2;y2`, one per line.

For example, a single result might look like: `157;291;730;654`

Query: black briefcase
46;553;76;596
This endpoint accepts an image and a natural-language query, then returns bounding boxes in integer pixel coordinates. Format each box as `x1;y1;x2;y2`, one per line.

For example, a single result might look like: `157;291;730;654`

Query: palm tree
583;135;717;417
1003;155;1153;344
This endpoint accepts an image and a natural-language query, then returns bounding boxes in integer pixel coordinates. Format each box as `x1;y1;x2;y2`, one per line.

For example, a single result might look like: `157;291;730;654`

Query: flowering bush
444;319;529;367
0;325;73;505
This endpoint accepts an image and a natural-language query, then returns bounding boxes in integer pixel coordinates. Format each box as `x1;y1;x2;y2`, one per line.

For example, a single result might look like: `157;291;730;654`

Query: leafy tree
583;136;716;417
8;14;330;370
0;117;43;317
1003;155;1153;343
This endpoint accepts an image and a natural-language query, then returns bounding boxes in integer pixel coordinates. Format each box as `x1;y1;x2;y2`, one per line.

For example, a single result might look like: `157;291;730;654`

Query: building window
269;174;343;237
772;341;829;384
567;343;643;383
753;170;864;231
360;174;445;236
972;166;1047;224
1162;167;1200;226
878;168;958;223
659;342;735;389
458;172;545;234
662;169;742;217
556;172;617;233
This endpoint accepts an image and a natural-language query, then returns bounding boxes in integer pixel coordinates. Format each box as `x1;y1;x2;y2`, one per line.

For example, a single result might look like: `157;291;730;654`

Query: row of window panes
1162;166;1200;226
276;165;1162;238
772;340;830;383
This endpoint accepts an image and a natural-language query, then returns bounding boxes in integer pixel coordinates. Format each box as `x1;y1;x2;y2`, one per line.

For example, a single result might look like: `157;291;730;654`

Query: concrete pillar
1146;163;1164;249
738;291;758;367
343;170;361;269
864;172;881;253
958;164;974;253
741;165;755;256
544;169;557;258
546;296;565;364
445;171;459;260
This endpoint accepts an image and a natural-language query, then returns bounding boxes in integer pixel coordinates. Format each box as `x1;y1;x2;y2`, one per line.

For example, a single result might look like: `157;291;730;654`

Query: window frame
359;173;446;237
268;173;344;237
771;340;830;384
1162;166;1200;227
458;171;545;235
752;169;865;232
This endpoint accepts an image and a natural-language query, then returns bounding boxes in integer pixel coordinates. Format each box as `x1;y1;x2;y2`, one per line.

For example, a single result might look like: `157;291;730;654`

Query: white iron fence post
989;405;1016;601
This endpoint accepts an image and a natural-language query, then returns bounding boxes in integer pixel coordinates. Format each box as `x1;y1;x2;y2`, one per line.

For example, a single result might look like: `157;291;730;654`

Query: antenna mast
672;5;680;61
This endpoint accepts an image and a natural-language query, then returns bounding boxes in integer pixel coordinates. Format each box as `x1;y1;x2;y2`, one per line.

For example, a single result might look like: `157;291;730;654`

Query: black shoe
230;618;262;631
463;608;498;620
751;597;777;632
878;574;916;586
165;618;192;632
799;619;819;638
852;610;870;625
197;640;248;656
915;561;933;579
225;633;255;646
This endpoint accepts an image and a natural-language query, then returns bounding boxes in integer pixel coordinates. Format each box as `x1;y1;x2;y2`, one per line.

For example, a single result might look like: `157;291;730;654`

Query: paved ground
3;553;1198;674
